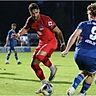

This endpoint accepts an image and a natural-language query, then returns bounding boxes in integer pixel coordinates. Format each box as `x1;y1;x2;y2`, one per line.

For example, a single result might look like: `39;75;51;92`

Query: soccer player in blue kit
62;3;96;96
5;23;21;64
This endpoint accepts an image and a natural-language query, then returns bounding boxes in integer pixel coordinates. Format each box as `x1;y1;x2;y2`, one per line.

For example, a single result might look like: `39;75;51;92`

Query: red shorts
33;38;57;58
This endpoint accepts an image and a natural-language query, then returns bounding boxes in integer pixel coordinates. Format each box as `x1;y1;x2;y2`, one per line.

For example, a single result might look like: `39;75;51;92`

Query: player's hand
61;50;68;57
12;33;17;38
14;33;20;39
60;43;66;52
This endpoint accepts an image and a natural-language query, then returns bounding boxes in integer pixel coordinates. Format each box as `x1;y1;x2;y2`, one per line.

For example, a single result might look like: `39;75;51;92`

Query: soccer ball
41;83;53;96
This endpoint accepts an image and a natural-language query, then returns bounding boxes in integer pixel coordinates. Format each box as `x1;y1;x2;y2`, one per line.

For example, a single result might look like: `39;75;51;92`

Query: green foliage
0;52;95;96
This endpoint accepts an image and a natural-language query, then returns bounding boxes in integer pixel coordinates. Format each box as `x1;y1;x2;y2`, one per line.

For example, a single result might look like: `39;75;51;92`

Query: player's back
75;20;96;58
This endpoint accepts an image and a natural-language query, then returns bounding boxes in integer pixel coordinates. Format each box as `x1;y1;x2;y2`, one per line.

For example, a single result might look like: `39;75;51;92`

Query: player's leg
32;49;54;94
79;72;95;95
42;57;57;81
31;44;49;85
31;57;47;84
79;57;96;95
36;44;57;81
13;49;21;64
67;55;86;95
37;39;57;81
67;71;86;96
31;56;51;94
5;49;11;64
31;40;57;94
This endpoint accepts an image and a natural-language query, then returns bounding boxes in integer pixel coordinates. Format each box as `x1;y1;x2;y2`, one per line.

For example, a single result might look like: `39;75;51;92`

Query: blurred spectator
28;33;39;46
20;33;29;46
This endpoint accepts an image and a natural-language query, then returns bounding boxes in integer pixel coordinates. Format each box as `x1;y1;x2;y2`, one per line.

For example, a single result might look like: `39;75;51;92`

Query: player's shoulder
40;14;50;19
27;16;33;21
77;20;91;28
79;20;92;25
8;29;12;33
79;20;88;24
27;16;32;20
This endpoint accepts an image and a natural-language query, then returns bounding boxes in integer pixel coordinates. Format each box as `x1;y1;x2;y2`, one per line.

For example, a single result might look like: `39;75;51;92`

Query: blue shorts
9;41;16;51
74;54;96;73
10;45;15;50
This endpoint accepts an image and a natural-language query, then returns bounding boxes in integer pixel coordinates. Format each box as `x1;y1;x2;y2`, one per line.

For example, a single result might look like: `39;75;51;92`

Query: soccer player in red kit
16;3;65;94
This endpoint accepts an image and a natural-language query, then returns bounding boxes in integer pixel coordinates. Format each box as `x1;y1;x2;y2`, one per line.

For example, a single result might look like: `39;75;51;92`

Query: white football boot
67;87;75;96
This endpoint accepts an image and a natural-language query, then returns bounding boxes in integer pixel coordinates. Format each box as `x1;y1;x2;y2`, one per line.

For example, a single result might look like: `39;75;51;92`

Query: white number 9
90;26;96;40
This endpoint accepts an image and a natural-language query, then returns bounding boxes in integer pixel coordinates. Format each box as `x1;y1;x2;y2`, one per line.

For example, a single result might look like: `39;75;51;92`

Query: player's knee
31;64;36;70
36;54;46;62
31;58;40;68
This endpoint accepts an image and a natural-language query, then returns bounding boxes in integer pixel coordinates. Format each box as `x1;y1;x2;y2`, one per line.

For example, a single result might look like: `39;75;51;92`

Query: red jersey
24;14;57;43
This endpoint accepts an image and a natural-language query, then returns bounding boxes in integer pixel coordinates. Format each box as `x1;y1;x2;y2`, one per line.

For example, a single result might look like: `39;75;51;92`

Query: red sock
31;64;45;80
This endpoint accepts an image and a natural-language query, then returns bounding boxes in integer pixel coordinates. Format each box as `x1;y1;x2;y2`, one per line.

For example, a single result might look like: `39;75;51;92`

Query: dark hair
87;3;96;17
28;3;39;12
11;23;16;26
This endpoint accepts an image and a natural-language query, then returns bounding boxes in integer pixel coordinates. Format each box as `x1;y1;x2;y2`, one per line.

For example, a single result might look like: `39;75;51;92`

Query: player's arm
61;29;82;57
4;36;9;47
17;28;29;38
16;17;32;38
46;16;66;51
53;26;66;51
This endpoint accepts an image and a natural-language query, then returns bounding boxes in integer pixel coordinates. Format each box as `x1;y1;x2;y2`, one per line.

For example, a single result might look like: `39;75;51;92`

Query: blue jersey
75;20;96;58
7;29;17;49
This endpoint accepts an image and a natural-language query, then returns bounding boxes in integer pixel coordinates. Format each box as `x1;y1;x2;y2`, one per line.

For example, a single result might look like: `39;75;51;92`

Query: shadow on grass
0;76;72;84
0;72;16;75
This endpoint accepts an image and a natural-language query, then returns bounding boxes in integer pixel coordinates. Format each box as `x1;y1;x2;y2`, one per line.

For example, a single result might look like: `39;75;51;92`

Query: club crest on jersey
48;21;53;26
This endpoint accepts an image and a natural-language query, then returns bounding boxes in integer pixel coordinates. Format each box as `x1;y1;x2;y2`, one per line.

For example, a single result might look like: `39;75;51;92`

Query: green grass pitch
0;51;96;96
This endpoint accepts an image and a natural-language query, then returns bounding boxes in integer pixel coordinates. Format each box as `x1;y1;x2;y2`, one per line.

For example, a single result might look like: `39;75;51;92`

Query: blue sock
7;53;11;60
80;81;91;93
14;51;18;60
15;53;18;60
72;74;84;89
6;50;11;60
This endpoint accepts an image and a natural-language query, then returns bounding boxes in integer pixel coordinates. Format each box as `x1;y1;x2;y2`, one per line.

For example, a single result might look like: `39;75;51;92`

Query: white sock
41;79;48;85
50;64;55;72
17;60;20;62
5;60;8;62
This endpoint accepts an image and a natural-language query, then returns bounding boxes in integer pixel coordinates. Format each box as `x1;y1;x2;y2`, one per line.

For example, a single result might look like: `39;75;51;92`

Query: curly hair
87;3;96;17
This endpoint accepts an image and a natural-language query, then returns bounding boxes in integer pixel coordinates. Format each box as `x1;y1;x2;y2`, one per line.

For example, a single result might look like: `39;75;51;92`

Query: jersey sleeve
76;22;85;30
7;31;10;37
23;17;32;30
7;31;11;38
45;16;56;30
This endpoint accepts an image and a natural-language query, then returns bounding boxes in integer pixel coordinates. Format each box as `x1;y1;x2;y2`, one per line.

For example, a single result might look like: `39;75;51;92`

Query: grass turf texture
0;51;95;96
